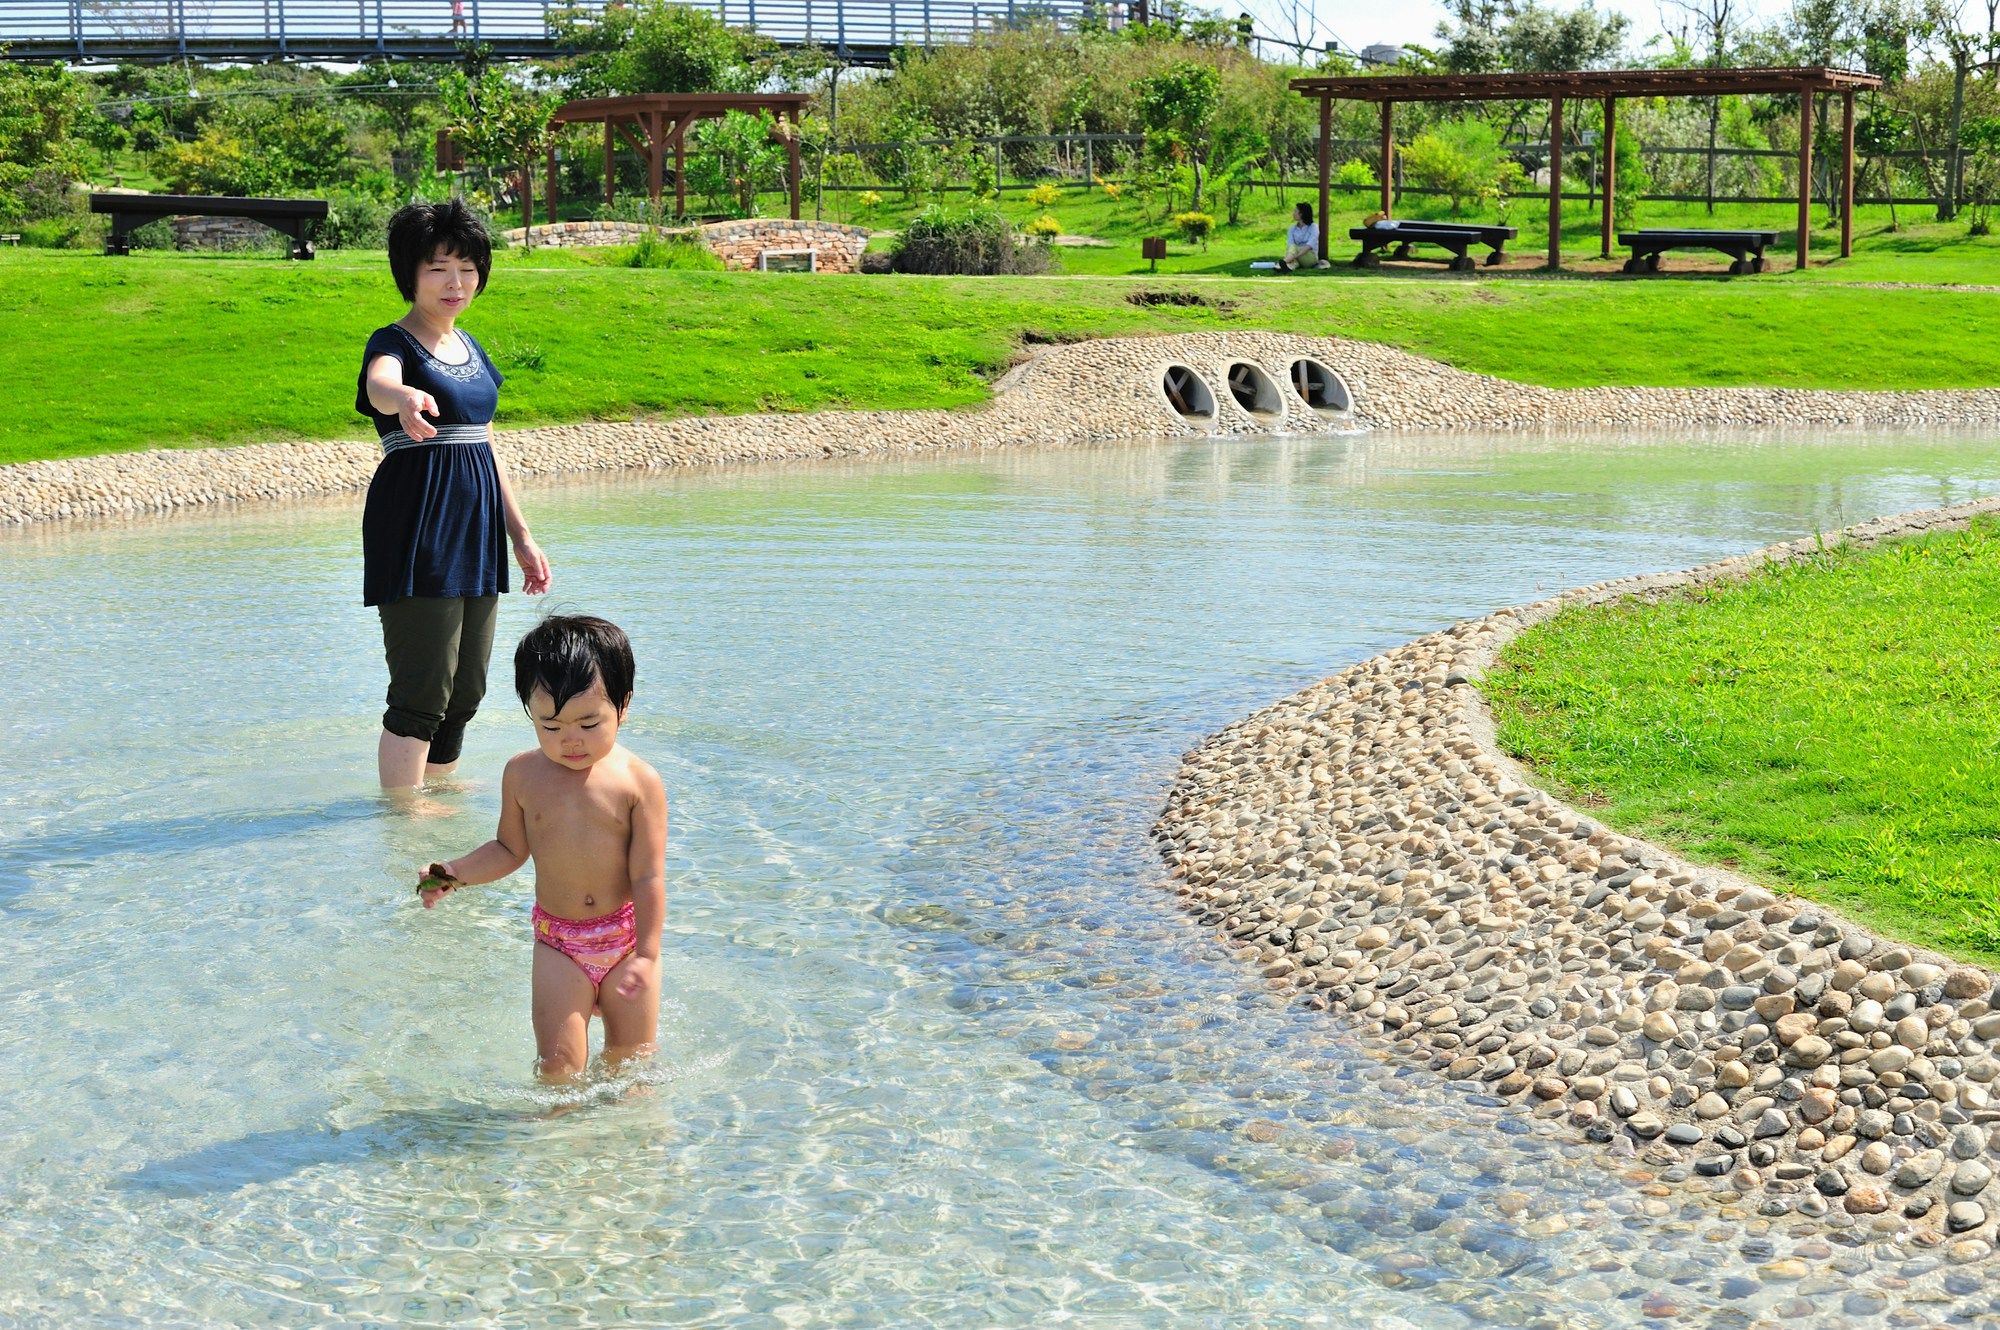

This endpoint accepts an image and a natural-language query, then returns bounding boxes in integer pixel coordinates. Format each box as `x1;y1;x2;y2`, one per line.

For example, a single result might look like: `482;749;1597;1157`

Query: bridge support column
546;141;558;225
604;122;615;207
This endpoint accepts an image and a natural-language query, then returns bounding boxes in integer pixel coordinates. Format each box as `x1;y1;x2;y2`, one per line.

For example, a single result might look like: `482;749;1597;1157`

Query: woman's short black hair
515;616;636;716
1295;201;1314;225
387;198;492;302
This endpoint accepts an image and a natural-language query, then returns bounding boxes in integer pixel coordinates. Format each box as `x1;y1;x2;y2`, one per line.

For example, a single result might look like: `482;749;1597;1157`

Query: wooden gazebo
542;92;813;223
1290;67;1883;271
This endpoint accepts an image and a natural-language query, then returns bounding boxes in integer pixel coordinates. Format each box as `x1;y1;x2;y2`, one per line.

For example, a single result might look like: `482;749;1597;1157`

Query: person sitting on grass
1278;202;1327;271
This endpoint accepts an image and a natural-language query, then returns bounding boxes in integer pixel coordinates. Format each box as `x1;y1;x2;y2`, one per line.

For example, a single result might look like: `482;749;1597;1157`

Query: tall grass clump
891;203;1056;275
624;229;724;270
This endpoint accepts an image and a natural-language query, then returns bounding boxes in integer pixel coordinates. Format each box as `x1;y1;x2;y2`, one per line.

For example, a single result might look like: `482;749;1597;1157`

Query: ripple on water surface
4;428;2000;1328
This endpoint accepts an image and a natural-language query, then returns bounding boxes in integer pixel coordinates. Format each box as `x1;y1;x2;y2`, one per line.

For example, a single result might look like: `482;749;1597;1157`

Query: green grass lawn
1483;519;2000;965
11;184;2000;465
11;230;2000;465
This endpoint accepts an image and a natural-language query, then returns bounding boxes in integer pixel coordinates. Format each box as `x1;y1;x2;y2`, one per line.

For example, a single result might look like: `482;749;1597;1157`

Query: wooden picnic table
1620;228;1779;275
1349;220;1518;272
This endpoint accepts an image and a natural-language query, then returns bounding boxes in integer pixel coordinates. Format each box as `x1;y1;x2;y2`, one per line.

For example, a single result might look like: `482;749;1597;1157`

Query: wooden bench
1620;229;1778;275
1350;220;1517;272
88;193;330;259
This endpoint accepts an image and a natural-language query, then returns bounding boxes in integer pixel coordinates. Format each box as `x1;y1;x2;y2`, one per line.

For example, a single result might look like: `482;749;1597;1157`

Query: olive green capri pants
378;594;498;766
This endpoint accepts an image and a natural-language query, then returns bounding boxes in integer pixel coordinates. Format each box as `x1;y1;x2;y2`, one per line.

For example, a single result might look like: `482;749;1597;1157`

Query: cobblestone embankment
1153;496;2000;1253
10;332;2000;526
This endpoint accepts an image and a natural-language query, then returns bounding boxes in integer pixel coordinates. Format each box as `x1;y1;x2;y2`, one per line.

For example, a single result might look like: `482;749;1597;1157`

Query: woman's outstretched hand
514;534;551;595
398;389;441;441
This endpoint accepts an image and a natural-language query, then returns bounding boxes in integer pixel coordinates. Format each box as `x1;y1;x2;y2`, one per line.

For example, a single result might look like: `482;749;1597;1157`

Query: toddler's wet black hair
515;615;635;717
386;198;493;302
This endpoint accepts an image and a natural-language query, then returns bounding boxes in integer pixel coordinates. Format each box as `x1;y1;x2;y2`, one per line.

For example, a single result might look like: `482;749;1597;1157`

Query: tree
1135;60;1221;208
549;0;777;96
1919;0;1989;218
0;62;102;230
688;109;788;216
1960;112;2000;230
1434;2;1627;73
1663;0;1738;215
438;64;557;231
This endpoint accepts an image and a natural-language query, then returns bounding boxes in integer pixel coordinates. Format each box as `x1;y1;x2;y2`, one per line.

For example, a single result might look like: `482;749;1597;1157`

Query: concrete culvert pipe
1223;361;1284;420
1158;363;1217;421
1287;358;1352;416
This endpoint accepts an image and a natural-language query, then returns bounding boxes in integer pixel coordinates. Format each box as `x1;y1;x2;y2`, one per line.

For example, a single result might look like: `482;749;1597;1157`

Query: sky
1237;0;1795;62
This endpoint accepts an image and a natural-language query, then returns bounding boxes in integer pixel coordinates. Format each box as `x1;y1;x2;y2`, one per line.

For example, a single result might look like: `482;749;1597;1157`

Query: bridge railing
0;0;1102;56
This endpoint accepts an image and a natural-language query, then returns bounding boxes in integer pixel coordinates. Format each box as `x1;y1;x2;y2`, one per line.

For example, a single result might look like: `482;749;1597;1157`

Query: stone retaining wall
699;218;871;273
1153;496;2000;1254
499;218;872;272
9;331;2000;529
503;220;671;249
174;214;281;251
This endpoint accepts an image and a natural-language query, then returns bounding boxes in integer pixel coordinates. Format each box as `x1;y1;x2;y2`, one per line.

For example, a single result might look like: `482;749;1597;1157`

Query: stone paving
1153;495;2000;1261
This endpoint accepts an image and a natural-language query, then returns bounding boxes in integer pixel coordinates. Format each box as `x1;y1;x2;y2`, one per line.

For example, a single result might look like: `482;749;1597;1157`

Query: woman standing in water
357;199;551;792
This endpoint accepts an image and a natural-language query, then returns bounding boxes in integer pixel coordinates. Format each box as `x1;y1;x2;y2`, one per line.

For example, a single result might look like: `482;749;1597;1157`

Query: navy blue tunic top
357;323;509;608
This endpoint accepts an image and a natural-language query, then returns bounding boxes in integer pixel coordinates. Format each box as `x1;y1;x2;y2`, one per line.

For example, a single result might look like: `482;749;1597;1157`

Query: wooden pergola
543;92;813;224
1289;67;1883;271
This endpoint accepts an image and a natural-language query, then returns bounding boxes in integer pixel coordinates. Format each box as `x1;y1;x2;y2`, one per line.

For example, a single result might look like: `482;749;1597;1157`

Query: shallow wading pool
5;429;2000;1329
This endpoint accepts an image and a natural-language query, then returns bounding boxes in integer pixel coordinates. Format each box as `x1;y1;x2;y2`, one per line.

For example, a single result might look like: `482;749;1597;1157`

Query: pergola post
647;110;663;208
1841;90;1855;258
603;121;614;207
1547;96;1563;270
545;140;558;224
787;109;802;221
1317;92;1331;260
1378;101;1393;216
1796;86;1813;270
674;120;687;218
1600;96;1616;259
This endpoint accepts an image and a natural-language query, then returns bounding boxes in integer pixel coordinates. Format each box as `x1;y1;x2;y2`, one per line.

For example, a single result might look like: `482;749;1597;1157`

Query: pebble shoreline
1153;495;2000;1258
10;330;2000;526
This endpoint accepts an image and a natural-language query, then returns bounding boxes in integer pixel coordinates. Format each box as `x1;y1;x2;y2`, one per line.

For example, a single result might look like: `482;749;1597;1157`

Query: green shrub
1334;158;1378;189
1172;210;1215;247
310;189;395;250
891;203;1055;275
1401;119;1503;215
1026;181;1061;207
1024;212;1062;239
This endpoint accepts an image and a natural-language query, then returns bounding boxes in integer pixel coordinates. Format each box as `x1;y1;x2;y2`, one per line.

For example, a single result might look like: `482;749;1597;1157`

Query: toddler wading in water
419;616;668;1081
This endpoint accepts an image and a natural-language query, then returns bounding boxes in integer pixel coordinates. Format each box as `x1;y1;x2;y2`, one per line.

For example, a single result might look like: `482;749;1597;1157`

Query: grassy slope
10;233;2000;464
1483;520;2000;965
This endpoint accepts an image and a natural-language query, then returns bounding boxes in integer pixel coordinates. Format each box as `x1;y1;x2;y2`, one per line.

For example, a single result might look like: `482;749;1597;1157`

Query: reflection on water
3;428;1999;1328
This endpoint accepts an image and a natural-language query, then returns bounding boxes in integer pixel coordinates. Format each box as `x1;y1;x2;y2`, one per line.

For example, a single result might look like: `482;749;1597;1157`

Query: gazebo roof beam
1289;66;1882;102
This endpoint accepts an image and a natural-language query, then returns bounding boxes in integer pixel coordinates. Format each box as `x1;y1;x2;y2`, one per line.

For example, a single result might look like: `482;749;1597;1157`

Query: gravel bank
11;331;2000;526
1153;495;2000;1254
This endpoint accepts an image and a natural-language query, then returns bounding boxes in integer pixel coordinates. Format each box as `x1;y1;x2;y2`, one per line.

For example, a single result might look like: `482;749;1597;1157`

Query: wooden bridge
0;0;1110;65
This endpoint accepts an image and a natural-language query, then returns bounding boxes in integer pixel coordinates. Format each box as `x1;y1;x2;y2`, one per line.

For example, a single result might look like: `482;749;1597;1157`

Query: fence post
1084;135;1093;188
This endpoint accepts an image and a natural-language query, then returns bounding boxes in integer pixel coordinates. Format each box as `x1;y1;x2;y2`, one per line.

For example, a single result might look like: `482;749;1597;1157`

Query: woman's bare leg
379;729;431;788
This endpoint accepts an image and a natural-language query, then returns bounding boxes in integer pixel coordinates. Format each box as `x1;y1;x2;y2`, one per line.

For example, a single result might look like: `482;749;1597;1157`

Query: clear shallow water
5;428;2000;1329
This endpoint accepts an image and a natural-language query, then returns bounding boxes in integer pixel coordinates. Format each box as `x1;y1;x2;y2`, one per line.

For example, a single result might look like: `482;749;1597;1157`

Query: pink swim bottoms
532;901;636;986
